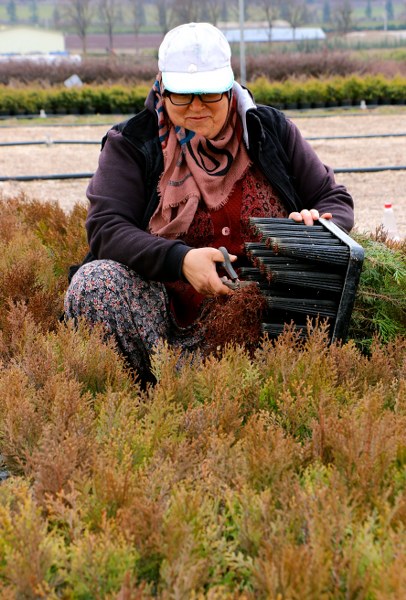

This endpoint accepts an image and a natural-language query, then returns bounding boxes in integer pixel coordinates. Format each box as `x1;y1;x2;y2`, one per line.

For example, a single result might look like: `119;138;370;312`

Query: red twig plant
198;283;267;357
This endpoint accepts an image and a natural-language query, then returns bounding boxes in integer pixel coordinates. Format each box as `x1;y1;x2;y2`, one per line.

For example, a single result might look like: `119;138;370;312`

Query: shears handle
218;246;238;282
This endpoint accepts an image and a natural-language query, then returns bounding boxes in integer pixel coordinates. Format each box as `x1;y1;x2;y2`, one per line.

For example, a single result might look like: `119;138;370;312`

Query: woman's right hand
289;208;333;225
181;247;236;296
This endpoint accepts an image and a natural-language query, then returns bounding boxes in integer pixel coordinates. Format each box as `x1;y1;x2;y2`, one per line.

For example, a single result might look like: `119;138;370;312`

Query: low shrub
250;74;406;107
386;74;406;101
0;84;150;115
2;50;406;88
1;74;405;115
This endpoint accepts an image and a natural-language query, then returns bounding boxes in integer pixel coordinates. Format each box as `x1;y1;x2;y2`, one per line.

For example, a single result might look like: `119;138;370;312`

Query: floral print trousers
64;260;202;383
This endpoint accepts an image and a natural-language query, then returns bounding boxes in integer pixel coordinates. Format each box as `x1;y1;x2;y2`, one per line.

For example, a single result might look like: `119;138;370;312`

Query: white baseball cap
158;22;234;94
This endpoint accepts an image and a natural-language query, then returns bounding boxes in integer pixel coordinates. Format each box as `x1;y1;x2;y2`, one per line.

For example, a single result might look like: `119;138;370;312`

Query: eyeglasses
165;92;225;106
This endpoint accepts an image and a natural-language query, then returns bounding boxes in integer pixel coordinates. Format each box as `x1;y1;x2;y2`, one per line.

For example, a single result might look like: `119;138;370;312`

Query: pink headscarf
148;75;251;238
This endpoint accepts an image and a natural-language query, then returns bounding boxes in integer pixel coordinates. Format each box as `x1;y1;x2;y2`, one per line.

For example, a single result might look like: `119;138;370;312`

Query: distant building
223;26;326;43
0;26;65;55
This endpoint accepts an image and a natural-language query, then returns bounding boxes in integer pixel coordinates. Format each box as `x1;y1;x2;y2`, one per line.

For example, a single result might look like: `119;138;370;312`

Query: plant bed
0;196;404;597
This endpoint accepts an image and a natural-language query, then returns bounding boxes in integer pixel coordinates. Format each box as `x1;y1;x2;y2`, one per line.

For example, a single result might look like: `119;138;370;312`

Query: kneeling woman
65;22;354;382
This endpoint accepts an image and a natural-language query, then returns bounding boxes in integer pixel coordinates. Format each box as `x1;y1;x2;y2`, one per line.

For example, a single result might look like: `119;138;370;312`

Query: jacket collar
232;82;257;148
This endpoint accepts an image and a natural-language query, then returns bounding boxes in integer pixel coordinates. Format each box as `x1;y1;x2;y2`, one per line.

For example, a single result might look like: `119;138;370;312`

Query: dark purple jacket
85;91;354;283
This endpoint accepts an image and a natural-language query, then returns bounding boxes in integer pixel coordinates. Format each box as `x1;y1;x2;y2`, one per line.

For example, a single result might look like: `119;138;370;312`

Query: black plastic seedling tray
243;217;365;342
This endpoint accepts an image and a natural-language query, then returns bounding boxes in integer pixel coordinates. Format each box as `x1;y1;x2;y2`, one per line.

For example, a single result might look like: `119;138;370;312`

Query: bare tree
53;4;62;29
30;0;38;24
386;0;394;20
333;0;353;34
127;0;145;52
201;0;222;26
99;0;120;53
322;0;331;24
283;0;308;40
260;0;281;41
156;0;174;34
62;0;94;54
6;0;17;24
399;1;406;25
365;0;372;19
171;0;201;26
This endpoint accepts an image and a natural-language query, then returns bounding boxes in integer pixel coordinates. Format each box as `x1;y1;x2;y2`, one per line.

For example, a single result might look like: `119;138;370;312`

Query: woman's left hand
181;247;236;297
289;209;332;225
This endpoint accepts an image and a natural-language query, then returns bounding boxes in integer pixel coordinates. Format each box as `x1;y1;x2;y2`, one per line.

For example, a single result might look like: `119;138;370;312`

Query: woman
65;22;354;382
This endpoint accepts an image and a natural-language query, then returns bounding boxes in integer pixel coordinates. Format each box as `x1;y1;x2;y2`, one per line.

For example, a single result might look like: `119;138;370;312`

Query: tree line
2;0;403;53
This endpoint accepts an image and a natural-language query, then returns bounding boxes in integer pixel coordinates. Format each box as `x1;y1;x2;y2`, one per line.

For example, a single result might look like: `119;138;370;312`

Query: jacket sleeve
85;128;191;282
285;118;355;232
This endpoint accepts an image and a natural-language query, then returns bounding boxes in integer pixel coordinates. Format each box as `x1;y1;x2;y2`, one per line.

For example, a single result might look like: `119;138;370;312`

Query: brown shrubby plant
14;197;88;277
0;195;88;334
0;365;45;474
0;195;405;597
2;51;406;88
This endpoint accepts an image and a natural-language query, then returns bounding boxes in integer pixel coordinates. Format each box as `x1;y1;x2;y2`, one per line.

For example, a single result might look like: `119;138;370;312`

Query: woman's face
164;93;230;139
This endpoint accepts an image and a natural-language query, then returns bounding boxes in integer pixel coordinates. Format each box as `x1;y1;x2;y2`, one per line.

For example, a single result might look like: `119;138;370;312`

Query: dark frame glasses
165;92;225;106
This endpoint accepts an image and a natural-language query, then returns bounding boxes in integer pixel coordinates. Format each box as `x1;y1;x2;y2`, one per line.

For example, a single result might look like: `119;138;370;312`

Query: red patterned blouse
165;164;288;326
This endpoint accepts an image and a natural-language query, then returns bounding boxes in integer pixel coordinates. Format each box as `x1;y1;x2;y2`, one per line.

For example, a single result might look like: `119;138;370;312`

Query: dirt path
0;110;405;238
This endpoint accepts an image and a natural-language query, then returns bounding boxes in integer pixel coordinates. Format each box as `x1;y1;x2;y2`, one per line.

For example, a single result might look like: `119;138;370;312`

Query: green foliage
0;84;150;115
250;73;406;107
350;233;406;347
66;526;139;598
0;75;405;115
0;480;66;597
0;196;404;596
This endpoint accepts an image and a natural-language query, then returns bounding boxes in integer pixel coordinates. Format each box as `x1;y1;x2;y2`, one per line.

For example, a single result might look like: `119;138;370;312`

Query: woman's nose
189;95;204;109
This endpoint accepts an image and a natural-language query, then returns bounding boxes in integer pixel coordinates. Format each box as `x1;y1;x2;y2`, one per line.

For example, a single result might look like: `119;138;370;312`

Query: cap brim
162;66;234;94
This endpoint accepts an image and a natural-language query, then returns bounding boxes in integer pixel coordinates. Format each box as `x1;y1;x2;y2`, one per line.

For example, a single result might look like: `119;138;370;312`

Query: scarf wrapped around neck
148;76;251;238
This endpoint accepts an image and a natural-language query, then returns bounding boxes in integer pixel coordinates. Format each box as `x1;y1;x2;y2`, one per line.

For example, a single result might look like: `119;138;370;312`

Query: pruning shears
218;246;252;291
